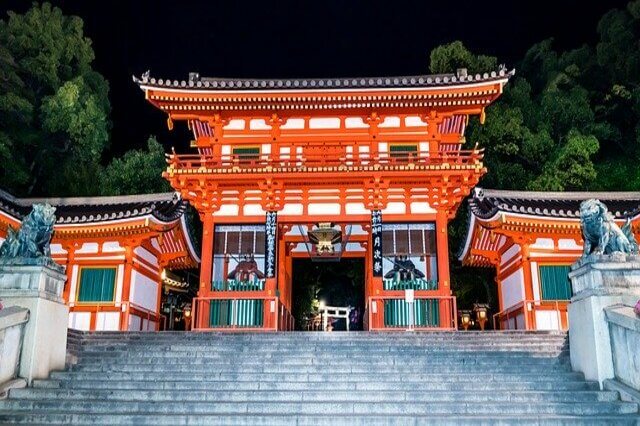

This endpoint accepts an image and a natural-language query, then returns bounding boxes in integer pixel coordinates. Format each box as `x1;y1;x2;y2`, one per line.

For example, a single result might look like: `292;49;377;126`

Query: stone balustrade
605;305;640;392
0;306;29;397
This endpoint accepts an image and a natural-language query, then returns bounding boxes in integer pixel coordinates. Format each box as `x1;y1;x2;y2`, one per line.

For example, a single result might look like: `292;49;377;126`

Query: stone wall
605;305;640;391
0;306;29;390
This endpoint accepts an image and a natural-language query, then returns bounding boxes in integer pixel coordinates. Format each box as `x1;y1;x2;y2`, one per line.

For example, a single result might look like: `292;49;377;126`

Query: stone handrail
0;306;29;396
605;304;640;393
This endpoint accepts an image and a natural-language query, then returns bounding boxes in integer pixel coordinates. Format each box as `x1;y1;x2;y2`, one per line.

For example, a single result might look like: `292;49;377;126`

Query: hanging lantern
298;223;353;262
307;222;342;254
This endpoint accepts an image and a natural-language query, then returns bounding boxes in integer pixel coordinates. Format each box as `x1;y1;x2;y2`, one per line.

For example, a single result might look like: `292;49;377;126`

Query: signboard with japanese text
371;210;383;277
265;211;277;278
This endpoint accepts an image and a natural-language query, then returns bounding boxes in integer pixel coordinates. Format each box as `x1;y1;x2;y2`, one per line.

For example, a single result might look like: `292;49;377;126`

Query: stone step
76;335;568;341
77;345;569;354
50;370;587;383
33;378;601;392
73;353;570;362
76;337;569;345
0;399;636;416
71;363;571;374
3;413;638;426
9;331;621;423
10;388;621;403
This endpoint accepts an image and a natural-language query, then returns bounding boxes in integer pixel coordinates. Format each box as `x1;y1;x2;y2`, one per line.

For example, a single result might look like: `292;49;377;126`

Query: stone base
568;254;640;388
0;263;68;385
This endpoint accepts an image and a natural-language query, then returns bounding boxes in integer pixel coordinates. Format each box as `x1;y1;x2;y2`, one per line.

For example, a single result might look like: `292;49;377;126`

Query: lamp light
473;303;490;331
460;310;472;331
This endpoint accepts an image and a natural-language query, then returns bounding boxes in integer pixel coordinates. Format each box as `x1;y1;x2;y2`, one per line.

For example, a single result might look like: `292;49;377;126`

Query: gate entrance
291;258;365;331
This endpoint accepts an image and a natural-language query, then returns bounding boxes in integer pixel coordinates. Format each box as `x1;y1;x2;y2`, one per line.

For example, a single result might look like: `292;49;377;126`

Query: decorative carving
579;199;638;257
0;204;58;266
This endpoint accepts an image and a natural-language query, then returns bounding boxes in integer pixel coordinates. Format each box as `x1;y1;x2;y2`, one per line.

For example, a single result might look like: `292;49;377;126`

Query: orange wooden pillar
198;212;215;329
370;210;384;330
520;241;536;330
264;211;278;329
120;244;134;331
435;209;452;328
62;243;77;303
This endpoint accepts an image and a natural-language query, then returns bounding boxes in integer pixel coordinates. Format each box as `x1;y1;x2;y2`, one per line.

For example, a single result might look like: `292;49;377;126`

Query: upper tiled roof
0;189;188;225
133;67;514;91
469;188;640;220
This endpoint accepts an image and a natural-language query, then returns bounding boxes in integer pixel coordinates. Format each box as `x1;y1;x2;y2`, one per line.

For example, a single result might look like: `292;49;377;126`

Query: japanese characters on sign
371;210;383;277
265;211;277;278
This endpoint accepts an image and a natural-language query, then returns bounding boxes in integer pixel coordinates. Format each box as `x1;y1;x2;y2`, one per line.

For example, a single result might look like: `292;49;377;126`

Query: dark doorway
292;258;365;331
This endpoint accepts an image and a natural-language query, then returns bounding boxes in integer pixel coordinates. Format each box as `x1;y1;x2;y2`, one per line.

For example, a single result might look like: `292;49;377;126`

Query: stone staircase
0;331;638;425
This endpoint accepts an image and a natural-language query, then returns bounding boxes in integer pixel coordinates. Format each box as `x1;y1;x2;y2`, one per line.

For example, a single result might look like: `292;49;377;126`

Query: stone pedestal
0;261;68;384
568;253;640;388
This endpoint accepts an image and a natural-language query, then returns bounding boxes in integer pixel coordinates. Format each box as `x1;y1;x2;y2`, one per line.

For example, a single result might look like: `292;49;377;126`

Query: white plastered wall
130;270;159;312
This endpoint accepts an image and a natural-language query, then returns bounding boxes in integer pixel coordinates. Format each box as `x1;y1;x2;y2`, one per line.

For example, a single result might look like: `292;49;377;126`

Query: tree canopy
439;0;640;309
0;2;167;197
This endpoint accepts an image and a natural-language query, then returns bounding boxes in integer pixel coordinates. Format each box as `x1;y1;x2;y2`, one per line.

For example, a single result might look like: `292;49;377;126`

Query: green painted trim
209;299;264;327
211;279;265;292
539;265;572;300
77;267;116;302
383;299;439;327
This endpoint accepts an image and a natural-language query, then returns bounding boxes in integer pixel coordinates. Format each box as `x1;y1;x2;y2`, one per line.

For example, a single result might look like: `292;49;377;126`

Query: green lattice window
539;265;572;300
77;267;116;302
389;144;418;159
233;146;260;161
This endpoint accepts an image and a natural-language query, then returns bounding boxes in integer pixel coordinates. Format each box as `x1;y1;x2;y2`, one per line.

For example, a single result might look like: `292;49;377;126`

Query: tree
429;41;497;75
101;136;171;195
0;2;110;196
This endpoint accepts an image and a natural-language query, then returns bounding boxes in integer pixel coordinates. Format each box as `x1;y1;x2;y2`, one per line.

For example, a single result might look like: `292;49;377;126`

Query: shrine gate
135;67;512;331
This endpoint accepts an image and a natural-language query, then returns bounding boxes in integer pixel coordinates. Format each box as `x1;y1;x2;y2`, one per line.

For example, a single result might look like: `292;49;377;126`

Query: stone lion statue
579;199;638;257
0;203;56;259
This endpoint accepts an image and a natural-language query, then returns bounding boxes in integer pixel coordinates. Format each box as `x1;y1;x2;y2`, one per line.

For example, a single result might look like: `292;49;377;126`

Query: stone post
0;261;69;385
568;253;640;388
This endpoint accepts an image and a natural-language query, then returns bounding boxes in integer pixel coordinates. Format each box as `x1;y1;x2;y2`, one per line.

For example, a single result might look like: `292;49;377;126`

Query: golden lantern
307;222;342;255
460;310;472;331
473;303;490;331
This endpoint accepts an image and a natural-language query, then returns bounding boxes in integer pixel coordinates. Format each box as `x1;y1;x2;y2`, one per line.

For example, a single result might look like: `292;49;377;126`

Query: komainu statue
0;204;56;260
579;199;638;257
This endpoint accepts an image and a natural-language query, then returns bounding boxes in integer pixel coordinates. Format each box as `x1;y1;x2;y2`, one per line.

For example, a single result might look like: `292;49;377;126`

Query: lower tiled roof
0;189;187;225
469;188;640;220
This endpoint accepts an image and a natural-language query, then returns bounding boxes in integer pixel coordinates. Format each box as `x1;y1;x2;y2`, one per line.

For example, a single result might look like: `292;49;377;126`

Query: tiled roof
469;188;640;220
0;189;187;225
133;67;514;91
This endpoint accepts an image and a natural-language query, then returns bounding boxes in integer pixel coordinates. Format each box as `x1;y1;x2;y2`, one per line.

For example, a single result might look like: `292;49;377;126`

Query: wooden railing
191;295;294;332
167;149;484;172
382;278;438;291
492;299;569;331
211;279;266;292
69;301;162;331
367;295;457;331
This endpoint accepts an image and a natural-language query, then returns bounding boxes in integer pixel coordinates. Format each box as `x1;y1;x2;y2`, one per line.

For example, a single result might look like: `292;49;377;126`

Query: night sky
0;0;630;157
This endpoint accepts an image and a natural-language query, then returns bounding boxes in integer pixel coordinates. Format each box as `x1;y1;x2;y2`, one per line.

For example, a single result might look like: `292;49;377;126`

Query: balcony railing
382;278;438;291
493;299;569;331
367;295;457;331
211;279;265;292
191;295;294;331
167;149;484;173
68;301;163;331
